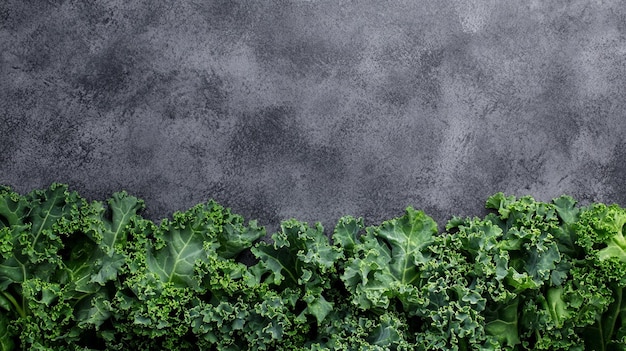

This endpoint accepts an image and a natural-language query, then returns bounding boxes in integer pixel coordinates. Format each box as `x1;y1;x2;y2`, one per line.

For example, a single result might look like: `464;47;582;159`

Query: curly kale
1;184;626;350
574;203;626;351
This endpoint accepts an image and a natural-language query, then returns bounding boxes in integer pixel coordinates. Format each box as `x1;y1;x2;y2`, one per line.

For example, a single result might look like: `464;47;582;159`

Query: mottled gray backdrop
2;1;625;233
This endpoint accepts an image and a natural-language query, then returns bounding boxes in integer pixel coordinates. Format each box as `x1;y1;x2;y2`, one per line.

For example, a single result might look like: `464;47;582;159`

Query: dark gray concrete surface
2;1;625;233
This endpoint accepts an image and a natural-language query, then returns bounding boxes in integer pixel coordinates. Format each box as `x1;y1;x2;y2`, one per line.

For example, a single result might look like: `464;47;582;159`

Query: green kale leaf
337;207;437;314
574;203;626;350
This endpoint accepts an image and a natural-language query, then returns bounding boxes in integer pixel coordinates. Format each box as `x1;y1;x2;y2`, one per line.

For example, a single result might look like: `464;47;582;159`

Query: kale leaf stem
1;290;25;319
602;285;622;351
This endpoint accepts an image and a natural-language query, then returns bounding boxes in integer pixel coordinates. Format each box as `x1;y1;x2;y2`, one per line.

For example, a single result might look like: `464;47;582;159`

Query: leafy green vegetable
1;183;626;350
574;203;626;351
337;207;436;314
0;183;84;347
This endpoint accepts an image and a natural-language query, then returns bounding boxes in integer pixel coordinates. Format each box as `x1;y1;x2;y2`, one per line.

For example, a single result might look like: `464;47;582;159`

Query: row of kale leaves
0;183;625;350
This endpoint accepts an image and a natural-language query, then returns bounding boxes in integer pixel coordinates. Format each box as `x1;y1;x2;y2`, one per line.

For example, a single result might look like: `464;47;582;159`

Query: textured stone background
1;1;625;233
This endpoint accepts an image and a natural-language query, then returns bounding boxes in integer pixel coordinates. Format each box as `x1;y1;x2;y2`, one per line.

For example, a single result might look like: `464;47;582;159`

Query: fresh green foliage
0;184;625;350
336;207;436;314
